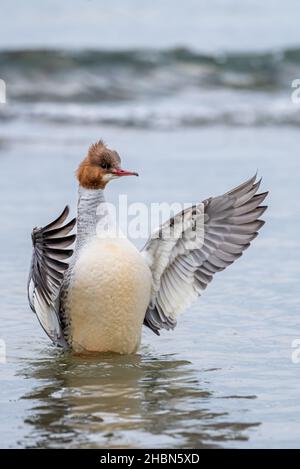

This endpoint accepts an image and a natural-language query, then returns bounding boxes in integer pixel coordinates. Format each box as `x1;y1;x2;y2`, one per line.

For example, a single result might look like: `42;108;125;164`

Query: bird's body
61;188;152;353
28;140;268;354
65;236;151;353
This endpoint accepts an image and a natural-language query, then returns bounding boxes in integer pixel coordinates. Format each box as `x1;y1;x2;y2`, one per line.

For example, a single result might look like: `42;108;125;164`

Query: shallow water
0;125;300;448
1;0;300;449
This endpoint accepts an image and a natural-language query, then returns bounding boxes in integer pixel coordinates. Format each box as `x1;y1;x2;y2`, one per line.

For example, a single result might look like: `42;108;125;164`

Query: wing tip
256;219;266;230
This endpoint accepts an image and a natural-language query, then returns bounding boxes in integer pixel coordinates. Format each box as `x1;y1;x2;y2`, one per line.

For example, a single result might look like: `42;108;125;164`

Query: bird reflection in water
20;350;259;448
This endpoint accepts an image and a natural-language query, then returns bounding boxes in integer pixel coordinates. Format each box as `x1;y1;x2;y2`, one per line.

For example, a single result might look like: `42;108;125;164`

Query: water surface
0;126;299;448
0;0;300;449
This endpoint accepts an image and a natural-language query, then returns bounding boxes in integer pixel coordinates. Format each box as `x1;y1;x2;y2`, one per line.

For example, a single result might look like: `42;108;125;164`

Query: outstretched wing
28;206;76;347
142;175;268;335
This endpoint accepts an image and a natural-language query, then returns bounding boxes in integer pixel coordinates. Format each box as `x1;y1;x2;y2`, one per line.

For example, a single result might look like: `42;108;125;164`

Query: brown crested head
77;140;138;190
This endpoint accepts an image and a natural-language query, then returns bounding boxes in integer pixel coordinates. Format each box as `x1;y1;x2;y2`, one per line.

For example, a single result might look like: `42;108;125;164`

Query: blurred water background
0;0;300;448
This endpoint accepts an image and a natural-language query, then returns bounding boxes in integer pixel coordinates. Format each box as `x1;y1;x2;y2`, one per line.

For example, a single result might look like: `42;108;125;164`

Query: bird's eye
101;162;110;170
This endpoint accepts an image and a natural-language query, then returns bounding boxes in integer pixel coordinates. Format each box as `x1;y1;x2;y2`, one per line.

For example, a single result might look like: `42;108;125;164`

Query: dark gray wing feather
142;175;268;335
28;206;76;347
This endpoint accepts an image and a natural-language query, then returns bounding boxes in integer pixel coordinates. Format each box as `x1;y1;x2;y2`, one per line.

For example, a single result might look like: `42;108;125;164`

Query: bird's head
77;140;138;190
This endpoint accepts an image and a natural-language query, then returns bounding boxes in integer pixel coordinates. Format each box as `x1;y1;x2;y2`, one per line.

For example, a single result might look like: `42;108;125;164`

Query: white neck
76;186;107;250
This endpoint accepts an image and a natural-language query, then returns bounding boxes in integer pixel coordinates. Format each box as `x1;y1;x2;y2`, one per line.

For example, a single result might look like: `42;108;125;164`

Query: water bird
28;140;268;353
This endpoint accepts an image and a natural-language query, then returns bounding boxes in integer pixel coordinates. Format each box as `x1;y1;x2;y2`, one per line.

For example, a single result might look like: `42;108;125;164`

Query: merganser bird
28;140;268;354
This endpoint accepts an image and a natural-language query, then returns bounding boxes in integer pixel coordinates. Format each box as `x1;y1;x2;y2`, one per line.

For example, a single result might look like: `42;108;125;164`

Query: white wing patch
142;175;268;335
28;206;76;347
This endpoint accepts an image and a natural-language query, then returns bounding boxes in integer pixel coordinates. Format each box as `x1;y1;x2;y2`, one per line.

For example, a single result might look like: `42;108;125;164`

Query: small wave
0;47;299;103
2;96;300;129
1;47;299;129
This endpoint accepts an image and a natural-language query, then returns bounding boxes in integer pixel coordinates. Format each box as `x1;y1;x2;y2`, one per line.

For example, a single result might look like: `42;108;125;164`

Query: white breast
66;236;152;354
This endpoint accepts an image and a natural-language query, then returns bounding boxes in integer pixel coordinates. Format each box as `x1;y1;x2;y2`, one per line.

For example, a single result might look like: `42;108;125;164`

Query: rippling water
1;0;300;449
0;126;300;448
1;47;300;128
